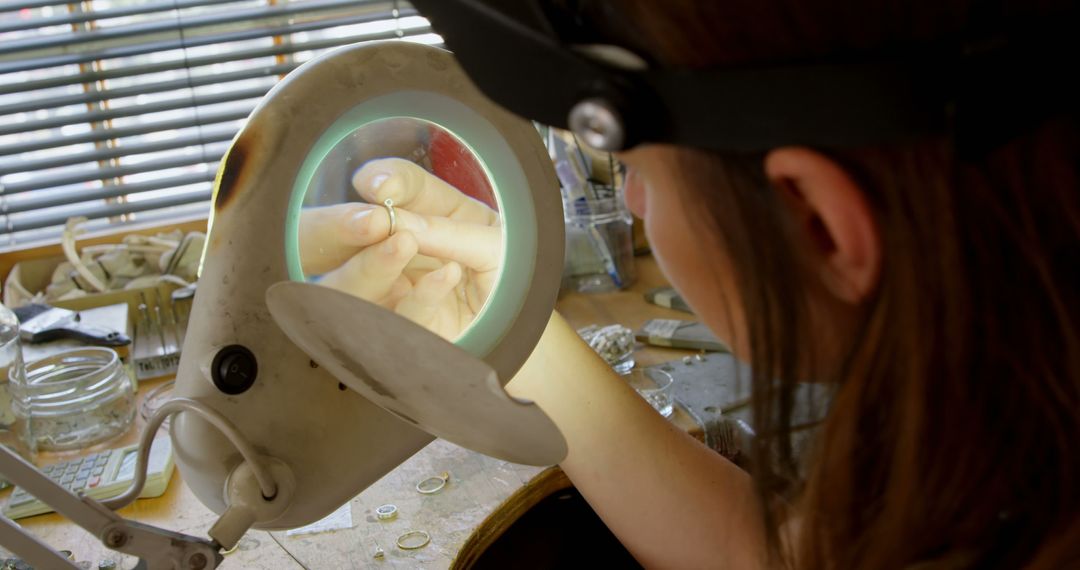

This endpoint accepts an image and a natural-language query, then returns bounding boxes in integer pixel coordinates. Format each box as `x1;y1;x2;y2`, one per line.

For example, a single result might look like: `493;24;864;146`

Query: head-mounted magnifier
411;0;1077;155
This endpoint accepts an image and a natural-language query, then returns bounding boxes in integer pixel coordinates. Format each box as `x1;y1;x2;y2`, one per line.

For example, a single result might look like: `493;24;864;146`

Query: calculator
3;437;174;520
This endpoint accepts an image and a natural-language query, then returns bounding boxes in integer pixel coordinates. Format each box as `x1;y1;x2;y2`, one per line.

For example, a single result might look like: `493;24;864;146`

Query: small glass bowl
620;367;675;418
14;348;136;452
578;324;636;373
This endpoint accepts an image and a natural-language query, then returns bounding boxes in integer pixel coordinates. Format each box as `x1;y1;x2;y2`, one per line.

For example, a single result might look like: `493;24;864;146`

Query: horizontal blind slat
6;185;214;233
0;25;429;96
1;0;395;58
2;203;211;248
1;142;229;194
0;62;293;116
0;125;237;176
0;88;266;138
0;109;250;156
3;169;218;214
0;8;415;75
0;0;90;11
0;0;250;34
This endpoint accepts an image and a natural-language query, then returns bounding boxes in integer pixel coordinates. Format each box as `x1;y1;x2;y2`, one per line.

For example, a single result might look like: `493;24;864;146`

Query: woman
303;1;1079;567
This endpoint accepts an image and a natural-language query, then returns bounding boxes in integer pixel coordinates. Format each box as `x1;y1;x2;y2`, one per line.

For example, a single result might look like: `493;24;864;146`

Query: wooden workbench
3;255;699;569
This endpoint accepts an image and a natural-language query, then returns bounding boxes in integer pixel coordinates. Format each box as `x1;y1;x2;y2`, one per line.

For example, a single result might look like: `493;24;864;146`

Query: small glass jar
14;348;136;453
1;301;33;470
563;196;637;293
578;324;636;373
620;367;675;418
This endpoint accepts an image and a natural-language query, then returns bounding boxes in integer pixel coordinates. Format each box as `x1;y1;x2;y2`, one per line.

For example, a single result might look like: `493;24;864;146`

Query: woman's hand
298;158;502;339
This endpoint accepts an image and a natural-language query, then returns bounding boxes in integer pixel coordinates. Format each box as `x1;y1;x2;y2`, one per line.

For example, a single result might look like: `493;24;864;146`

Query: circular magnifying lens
296;117;503;343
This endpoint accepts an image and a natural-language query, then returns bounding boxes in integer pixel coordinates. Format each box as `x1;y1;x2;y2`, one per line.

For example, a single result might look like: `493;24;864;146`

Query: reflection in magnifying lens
296;118;504;342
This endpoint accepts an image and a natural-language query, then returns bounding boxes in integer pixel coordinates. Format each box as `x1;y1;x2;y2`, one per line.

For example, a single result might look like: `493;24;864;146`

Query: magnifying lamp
169;40;567;539
0;41;566;570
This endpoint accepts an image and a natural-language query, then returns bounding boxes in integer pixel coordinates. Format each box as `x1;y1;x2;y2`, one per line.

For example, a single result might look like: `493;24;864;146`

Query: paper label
642;319;683;340
135;353;180;381
652;289;675;307
285;503;354;536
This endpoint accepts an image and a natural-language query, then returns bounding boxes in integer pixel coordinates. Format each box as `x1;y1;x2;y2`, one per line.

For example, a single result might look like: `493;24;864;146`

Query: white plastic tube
101;398;277;510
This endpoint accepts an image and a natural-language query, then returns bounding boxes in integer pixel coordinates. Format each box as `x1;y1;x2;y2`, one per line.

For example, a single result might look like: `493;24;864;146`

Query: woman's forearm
506;313;767;569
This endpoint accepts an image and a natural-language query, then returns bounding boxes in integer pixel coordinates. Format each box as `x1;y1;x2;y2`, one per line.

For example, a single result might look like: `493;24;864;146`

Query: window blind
0;0;438;248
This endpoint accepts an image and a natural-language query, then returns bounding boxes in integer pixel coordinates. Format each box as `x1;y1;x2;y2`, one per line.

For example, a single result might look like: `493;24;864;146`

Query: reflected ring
382;198;397;237
396;530;431;550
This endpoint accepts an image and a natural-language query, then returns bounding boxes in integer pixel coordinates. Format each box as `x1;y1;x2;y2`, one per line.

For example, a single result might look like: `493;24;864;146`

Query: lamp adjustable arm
0;444;222;570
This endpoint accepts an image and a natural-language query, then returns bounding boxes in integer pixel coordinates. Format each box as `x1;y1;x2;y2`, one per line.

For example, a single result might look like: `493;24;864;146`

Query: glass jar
563;196;637;293
14;348;136;453
1;301;32;463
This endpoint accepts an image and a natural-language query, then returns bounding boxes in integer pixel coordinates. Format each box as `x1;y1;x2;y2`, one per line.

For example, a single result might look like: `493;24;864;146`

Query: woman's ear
764;147;881;303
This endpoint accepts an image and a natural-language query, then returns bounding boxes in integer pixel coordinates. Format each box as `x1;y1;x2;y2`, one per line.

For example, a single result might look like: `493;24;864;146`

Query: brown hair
591;0;1080;567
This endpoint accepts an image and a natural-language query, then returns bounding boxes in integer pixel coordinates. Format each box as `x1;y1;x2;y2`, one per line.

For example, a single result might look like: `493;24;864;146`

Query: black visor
411;0;1077;156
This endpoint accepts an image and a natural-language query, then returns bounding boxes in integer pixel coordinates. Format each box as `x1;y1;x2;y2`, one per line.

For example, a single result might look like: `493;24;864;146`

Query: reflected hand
298;158;502;339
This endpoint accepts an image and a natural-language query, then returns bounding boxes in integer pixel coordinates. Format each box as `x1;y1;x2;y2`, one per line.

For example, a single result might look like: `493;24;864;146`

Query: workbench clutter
0;296;176;515
0;219;194;522
270;470;456;564
2;218;201;383
577;308;744;433
576;323;674;418
577;323;636;373
1;301;136;458
3;217;203;307
369;472;452;559
548;128;638;294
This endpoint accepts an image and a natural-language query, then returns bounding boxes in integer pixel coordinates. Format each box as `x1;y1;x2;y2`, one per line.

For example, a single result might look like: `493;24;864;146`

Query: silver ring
396;530;431;550
416;471;449;494
375;504;398;520
383;198;397;236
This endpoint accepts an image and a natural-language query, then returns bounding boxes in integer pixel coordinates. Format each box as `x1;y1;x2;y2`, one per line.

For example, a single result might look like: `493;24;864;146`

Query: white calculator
3;437;174;520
